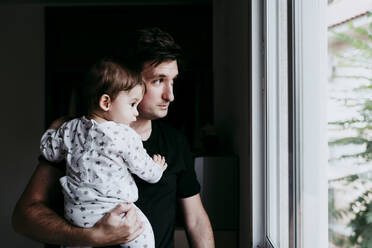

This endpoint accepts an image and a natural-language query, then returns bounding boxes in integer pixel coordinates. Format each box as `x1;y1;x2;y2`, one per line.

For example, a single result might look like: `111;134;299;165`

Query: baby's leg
62;202;111;248
120;204;155;248
62;202;154;248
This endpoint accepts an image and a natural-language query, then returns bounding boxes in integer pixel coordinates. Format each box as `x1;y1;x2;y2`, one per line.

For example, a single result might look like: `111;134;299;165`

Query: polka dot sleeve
40;123;68;163
105;123;164;184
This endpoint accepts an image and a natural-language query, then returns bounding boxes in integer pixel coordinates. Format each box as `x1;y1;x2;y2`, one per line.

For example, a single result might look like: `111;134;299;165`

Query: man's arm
179;194;215;248
12;160;143;246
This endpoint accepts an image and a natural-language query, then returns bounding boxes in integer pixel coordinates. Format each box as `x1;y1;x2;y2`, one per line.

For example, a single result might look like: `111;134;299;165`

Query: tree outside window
328;6;372;247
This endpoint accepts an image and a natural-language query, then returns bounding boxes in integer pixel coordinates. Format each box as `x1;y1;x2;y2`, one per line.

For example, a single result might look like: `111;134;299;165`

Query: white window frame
263;0;289;247
291;1;328;247
251;0;328;247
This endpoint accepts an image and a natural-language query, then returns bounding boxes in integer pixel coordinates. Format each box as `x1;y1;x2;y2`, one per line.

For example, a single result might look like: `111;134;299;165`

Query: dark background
2;1;250;246
45;5;213;152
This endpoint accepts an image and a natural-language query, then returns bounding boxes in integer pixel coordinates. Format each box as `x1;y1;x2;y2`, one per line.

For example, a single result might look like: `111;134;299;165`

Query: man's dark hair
117;27;182;70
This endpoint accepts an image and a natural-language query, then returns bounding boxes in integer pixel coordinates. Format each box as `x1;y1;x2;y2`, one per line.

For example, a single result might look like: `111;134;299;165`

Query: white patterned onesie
40;116;163;248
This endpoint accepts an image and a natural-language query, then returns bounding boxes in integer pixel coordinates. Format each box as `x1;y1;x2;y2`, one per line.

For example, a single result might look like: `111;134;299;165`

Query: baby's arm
40;121;67;162
112;125;166;183
126;136;166;183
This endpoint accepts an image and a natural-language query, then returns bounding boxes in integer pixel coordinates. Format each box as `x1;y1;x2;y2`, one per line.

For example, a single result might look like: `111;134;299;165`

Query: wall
0;5;45;248
213;0;250;247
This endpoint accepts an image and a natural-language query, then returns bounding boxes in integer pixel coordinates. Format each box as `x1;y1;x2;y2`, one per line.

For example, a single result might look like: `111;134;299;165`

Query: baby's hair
84;58;144;113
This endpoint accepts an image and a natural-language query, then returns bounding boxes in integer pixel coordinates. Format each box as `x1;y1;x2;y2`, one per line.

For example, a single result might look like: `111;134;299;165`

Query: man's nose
162;83;174;102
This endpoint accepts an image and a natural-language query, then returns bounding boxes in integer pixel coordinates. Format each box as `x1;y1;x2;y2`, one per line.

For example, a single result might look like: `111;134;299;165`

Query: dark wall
2;1;251;247
213;0;250;246
45;5;213;152
1;5;45;248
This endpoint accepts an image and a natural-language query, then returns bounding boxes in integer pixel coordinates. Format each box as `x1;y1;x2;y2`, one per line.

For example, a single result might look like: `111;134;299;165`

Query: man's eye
153;79;162;84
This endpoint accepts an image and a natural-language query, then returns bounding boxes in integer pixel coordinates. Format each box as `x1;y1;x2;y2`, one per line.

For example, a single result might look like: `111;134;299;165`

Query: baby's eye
131;102;136;107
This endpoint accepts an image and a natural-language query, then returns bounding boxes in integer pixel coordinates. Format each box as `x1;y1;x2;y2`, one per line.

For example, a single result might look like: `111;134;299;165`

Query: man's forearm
12;162;143;246
184;215;215;248
12;201;93;246
180;194;215;248
11;162;94;246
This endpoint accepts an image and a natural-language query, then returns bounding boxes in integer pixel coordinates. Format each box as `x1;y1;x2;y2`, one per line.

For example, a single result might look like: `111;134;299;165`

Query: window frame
290;1;328;247
263;0;290;247
251;0;328;247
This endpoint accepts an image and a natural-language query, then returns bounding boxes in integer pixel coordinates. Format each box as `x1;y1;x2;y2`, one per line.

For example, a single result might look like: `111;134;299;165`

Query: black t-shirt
135;120;200;248
44;120;200;248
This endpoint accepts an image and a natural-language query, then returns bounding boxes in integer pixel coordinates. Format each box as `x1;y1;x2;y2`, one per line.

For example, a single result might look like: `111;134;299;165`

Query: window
290;1;328;247
264;0;289;247
328;2;372;247
251;0;328;247
254;1;372;247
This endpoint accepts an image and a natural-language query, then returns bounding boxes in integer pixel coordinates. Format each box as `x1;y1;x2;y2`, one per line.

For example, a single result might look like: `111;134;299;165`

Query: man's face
138;60;178;120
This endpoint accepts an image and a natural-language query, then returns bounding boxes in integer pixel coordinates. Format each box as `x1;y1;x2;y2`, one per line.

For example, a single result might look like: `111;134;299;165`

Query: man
12;27;215;248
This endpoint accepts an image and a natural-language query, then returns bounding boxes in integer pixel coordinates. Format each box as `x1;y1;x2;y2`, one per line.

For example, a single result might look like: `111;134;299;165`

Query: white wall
0;5;44;247
213;0;250;247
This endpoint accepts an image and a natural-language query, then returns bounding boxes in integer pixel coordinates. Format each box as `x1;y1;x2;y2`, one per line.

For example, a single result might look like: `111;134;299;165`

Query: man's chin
142;109;168;120
154;109;168;119
158;110;168;118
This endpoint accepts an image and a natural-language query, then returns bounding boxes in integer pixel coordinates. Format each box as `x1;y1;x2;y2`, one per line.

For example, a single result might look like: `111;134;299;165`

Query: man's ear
98;94;111;111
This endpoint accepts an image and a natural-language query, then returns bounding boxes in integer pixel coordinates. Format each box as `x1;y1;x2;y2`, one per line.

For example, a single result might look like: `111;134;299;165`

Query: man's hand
88;203;144;246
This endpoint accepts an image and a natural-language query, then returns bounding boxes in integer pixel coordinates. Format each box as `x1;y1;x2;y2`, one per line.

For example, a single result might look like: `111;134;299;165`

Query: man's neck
131;118;152;141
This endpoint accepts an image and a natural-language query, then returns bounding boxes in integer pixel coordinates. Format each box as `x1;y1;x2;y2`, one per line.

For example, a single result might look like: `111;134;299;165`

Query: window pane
328;2;372;247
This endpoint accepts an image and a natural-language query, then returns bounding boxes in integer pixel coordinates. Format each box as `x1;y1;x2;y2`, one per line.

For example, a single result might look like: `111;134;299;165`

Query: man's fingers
123;205;137;223
124;219;145;243
118;207;144;243
110;203;132;216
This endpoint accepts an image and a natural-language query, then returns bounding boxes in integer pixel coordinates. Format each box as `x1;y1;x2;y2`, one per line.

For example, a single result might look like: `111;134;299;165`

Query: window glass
328;3;372;247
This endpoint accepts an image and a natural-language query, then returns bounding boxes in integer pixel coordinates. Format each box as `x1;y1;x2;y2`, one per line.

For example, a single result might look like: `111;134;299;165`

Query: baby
40;59;167;248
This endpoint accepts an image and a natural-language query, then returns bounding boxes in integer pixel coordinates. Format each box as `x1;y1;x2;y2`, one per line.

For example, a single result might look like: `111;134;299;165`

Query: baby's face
108;85;143;125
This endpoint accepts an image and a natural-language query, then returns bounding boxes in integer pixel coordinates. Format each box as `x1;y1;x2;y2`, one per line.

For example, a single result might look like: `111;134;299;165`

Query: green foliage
332;74;372;82
329;17;372;247
329;137;368;146
331;31;372;56
348;190;372;247
363;100;372;111
354;84;372;91
329;119;364;126
329;24;372;162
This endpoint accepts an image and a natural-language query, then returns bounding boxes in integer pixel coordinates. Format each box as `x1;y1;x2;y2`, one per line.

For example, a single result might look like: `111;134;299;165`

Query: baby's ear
98;94;111;111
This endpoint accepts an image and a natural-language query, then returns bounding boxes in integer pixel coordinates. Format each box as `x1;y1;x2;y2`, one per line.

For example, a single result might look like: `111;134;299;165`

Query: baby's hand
153;154;168;171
